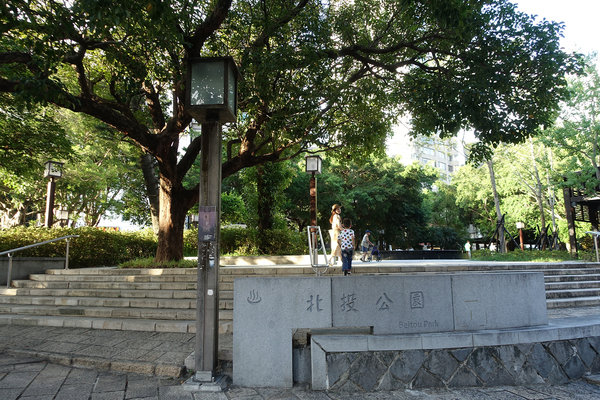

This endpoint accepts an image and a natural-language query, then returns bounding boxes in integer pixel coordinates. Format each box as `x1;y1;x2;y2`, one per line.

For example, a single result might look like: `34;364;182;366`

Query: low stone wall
0;257;65;285
322;337;600;391
379;250;462;260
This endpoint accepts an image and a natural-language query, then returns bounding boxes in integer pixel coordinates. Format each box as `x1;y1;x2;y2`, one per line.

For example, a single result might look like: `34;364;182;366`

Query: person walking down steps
338;218;355;276
329;204;343;266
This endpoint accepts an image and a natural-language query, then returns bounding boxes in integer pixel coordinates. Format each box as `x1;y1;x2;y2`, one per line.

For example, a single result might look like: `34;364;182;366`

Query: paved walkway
1;306;600;399
3;352;600;399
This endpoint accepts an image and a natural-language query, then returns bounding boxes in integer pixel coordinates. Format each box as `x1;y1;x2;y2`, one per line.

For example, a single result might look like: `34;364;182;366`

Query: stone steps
546;287;600;299
545;281;600;290
2;263;600;336
545;274;600;282
0;303;196;319
10;280;197;290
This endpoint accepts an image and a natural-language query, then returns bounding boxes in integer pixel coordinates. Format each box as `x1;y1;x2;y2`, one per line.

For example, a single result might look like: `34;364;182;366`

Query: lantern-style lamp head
516;222;525;230
44;161;64;179
305;155;322;175
186;56;239;123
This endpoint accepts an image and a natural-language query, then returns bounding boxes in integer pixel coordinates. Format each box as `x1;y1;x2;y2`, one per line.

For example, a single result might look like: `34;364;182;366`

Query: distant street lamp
305;155;322;266
516;221;525;250
44;161;64;228
185;56;239;388
305;155;322;226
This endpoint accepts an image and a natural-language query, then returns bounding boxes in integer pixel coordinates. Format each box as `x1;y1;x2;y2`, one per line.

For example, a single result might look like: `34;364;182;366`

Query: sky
387;0;600;159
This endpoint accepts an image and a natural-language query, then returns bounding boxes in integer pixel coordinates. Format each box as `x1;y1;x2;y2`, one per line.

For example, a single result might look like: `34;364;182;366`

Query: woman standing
329;204;342;266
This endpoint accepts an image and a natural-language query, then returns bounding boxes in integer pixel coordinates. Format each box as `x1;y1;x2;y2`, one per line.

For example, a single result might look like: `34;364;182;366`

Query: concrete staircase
0;261;599;334
0;268;200;333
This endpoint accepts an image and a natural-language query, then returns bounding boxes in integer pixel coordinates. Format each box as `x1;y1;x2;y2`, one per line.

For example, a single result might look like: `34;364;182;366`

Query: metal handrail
1;235;79;288
306;226;329;276
586;231;600;263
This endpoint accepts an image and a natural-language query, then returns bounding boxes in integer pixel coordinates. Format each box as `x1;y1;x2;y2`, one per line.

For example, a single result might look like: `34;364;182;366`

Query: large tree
0;0;581;260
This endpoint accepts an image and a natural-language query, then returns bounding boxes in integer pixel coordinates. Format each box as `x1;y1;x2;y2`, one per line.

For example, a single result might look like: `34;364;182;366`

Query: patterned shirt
338;229;355;250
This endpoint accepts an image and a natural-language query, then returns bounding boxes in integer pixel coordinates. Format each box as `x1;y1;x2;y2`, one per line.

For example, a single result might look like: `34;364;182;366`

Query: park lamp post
305;155;322;266
185;56;239;388
516;221;525;250
44;161;64;228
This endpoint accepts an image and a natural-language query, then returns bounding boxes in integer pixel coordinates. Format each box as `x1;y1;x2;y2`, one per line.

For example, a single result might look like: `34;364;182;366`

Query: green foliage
1;0;583;261
0;94;72;178
221;192;247;225
472;249;596;262
219;227;307;256
119;257;197;269
284;155;438;249
184;227;306;256
0;227;157;267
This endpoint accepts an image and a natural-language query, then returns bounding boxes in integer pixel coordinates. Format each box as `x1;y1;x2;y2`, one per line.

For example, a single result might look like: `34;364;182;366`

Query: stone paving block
110;360;155;375
72;356;111;371
122;320;156;332
93;373;127;392
154;363;183;378
160;385;196;400
20;380;64;397
123;378;158;398
62;318;93;329
91;390;125;400
0;371;39;389
0;388;22;400
63;368;99;385
19;395;54;400
92;319;123;330
54;383;94;400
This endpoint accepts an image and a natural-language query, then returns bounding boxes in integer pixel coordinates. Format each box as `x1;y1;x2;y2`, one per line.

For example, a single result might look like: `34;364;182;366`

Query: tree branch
186;0;233;56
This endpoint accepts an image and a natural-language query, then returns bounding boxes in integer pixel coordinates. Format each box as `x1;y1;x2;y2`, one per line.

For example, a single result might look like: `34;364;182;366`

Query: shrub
1;226;309;267
0;226;156;268
187;227;308;256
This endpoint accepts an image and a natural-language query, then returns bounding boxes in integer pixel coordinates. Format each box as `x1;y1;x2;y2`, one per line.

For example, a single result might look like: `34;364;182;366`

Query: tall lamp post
305;155;322;265
516;221;525;250
44;161;64;228
185;56;239;387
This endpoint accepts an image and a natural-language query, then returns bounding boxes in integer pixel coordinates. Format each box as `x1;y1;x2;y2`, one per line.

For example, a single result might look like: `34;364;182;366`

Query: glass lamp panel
227;63;236;115
44;161;62;178
305;156;321;173
190;61;225;106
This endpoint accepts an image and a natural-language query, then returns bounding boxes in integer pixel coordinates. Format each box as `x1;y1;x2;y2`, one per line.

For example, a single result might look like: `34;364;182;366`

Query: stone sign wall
233;273;547;387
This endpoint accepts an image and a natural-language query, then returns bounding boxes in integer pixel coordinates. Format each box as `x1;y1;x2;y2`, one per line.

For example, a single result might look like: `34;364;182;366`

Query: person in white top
328;204;342;266
360;230;374;262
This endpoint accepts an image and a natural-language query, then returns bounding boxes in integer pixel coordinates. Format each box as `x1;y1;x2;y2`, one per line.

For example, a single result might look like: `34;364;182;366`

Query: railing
586;231;600;263
306;226;329;276
0;235;80;288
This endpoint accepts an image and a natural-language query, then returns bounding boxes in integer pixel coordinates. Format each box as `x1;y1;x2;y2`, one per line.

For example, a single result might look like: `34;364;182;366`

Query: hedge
1;226;308;267
0;227;157;268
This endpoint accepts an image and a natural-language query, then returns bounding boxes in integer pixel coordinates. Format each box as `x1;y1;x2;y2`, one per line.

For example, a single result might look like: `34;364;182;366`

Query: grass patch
119;257;197;269
471;249;596;262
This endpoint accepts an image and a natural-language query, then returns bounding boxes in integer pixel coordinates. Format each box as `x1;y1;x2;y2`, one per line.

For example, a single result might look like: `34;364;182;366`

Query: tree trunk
256;165;274;231
155;176;188;262
487;158;506;253
140;151;160;233
256;165;275;253
530;140;547;249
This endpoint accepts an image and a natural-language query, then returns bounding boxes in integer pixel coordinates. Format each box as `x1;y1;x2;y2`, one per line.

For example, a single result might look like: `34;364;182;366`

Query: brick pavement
1;307;600;398
3;352;600;399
